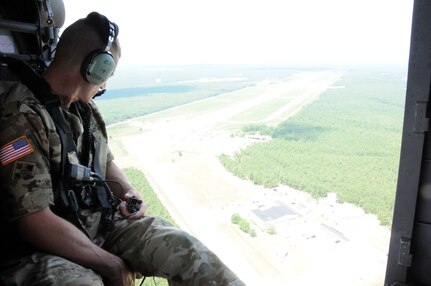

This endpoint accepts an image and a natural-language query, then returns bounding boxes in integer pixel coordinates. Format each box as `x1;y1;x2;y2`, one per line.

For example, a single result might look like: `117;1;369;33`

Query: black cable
103;179;124;199
90;175;122;205
139;276;146;286
81;103;93;167
137;276;160;286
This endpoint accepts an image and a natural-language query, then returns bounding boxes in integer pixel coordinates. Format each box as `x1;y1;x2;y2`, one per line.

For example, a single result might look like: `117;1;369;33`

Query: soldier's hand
102;256;135;286
119;192;147;219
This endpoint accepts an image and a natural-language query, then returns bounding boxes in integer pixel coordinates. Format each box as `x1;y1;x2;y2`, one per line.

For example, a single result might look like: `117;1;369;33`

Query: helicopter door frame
385;0;431;285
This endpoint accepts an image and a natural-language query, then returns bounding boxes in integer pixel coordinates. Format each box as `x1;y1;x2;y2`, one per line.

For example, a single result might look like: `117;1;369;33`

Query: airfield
108;70;390;286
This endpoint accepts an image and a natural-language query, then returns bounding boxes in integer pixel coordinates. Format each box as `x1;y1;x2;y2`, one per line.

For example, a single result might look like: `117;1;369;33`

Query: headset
80;12;118;85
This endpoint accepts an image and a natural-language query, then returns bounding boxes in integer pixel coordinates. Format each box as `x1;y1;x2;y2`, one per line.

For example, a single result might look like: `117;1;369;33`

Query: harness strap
4;57;76;209
2;57;115;214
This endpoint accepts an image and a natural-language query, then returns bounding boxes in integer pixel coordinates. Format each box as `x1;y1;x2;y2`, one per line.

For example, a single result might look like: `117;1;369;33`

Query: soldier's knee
0;253;105;286
161;226;202;252
38;262;104;286
53;274;104;286
34;253;103;286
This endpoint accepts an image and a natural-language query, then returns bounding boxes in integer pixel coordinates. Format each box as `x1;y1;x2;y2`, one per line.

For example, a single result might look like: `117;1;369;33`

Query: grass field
122;168;171;286
96;81;253;125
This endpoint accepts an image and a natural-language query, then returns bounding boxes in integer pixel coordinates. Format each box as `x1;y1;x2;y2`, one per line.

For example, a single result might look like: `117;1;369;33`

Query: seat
0;0;65;91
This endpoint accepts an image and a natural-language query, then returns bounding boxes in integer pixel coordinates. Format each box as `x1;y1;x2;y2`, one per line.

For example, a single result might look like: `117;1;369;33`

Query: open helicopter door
0;0;65;90
385;0;431;285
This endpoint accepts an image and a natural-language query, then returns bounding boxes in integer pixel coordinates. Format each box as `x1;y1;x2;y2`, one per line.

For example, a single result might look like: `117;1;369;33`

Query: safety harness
3;57;118;233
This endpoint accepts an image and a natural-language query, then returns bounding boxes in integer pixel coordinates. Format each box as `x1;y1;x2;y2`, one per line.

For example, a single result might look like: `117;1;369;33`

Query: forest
219;70;406;225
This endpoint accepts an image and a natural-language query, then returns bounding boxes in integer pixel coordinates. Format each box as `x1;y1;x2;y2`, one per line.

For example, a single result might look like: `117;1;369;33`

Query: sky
62;0;414;67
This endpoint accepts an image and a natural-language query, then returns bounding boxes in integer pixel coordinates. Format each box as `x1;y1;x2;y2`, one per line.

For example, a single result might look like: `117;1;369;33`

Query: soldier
0;12;245;286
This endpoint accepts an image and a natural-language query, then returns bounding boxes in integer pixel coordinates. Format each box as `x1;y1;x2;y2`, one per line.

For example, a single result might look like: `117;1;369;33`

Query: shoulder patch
12;161;36;180
0;136;34;166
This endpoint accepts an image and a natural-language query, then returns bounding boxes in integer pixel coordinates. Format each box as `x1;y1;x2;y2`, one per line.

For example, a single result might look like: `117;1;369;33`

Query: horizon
106;62;409;90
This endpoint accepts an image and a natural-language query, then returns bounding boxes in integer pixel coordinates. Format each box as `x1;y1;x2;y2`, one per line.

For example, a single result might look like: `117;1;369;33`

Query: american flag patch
0;136;34;166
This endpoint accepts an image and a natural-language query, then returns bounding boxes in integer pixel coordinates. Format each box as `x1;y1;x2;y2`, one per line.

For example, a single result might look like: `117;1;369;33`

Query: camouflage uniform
0;82;245;286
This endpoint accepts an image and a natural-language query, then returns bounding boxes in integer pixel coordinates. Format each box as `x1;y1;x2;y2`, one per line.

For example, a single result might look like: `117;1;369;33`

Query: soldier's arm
16;206;133;285
105;161;147;218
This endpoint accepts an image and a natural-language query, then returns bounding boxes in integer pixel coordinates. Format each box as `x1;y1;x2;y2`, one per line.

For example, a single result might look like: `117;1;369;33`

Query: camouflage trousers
0;253;104;286
0;215;245;286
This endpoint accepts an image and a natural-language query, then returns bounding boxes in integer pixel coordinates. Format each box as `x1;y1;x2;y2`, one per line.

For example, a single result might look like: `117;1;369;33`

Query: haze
63;0;413;68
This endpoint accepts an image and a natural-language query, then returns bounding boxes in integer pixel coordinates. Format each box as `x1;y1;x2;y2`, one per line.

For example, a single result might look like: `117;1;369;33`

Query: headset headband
86;12;119;50
106;21;116;51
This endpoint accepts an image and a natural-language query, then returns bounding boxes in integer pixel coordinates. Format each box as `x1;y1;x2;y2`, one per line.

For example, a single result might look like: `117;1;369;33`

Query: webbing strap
2;57;116;216
4;58;77;160
3;57;78;209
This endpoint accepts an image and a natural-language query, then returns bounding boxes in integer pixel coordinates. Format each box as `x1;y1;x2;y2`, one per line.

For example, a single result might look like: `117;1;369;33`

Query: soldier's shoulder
0;82;55;134
1;82;42;111
0;82;47;121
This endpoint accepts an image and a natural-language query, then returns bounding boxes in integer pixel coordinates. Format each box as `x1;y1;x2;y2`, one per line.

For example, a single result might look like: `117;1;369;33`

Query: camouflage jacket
0;82;114;267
